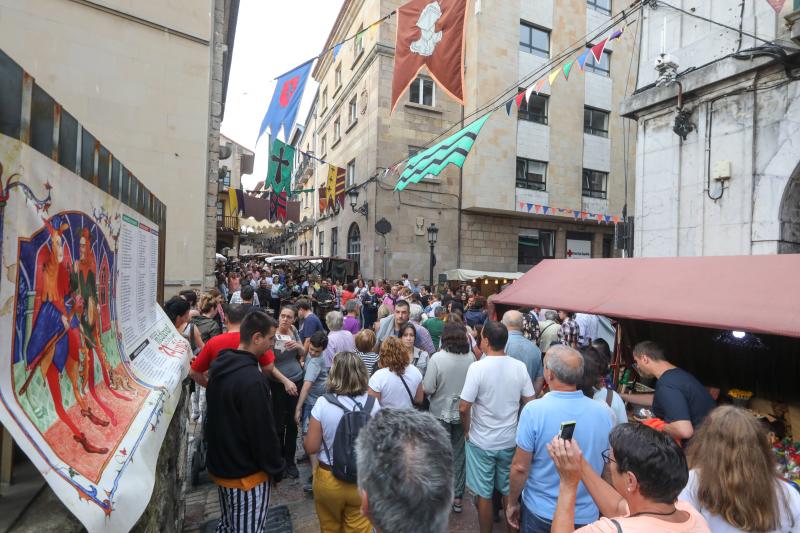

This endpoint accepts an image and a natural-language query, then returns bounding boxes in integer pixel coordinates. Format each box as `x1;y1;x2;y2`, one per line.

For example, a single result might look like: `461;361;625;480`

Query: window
516;158;547;191
347;223;361;267
331;227;339;257
582;169;608;199
335;64;342;89
519;22;550;58
333;116;341;142
346;159;356;188
321;134;327;155
318;230;324;256
348;95;357;124
409;77;435;106
518;230;555;269
354;25;364;56
519;93;548;124
585;50;611;76
216;200;224;222
587;0;611;15
584;107;609;137
321;87;328;111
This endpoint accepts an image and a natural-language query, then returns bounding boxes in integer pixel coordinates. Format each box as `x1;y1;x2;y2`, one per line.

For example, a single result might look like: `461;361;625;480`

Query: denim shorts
521;503;587;533
300;402;314;436
465;441;515;499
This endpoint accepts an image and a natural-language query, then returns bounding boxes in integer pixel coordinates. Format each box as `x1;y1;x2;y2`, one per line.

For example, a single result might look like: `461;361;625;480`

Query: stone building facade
0;0;238;292
292;0;636;280
621;1;800;257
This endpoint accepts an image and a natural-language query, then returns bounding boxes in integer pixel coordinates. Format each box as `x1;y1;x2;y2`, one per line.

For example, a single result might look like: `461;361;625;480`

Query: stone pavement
183;440;492;532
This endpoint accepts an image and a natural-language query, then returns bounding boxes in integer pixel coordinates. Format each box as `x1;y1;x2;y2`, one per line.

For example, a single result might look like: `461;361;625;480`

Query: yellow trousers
312;467;372;533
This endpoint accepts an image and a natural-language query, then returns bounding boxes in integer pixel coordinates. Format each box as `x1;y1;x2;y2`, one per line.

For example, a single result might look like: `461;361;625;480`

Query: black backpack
321;394;376;483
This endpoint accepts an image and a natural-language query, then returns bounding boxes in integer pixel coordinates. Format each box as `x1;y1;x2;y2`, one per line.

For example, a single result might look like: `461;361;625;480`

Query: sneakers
284;464;299;479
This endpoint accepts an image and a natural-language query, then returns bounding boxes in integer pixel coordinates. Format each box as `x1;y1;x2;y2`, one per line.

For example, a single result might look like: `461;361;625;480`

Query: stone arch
779;165;800;254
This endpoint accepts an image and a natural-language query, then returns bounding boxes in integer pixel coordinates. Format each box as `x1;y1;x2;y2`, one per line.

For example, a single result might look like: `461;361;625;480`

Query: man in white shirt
401;273;412;289
460;321;535;533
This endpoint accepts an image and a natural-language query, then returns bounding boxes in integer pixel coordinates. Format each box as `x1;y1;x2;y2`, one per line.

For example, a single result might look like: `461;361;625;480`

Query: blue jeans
521;503;587;533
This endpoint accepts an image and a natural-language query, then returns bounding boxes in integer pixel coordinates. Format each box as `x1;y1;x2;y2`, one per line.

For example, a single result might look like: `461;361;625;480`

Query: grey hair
409;303;423;322
326;310;344;331
544;310;558;321
345;299;359;313
433;306;446;318
356;409;453;533
545;345;584;386
502;310;524;330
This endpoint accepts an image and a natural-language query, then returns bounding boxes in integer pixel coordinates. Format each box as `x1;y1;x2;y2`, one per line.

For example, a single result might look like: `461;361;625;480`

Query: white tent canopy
443;269;524;282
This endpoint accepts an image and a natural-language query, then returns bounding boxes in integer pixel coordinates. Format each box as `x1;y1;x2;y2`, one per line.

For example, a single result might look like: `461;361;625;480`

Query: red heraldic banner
390;0;468;113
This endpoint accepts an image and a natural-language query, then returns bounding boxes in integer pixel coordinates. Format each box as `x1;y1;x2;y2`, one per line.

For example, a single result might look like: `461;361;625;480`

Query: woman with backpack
304;351;380;533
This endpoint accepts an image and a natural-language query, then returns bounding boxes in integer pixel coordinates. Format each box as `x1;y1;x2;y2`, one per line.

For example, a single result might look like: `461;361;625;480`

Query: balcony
217;215;239;231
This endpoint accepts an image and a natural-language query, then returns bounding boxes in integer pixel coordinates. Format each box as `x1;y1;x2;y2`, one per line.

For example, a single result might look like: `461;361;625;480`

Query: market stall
493;254;800;487
443;268;524;297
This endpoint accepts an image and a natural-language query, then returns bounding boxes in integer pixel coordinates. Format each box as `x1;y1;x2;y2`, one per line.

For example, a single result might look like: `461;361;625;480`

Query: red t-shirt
340;290;356;308
190;331;275;373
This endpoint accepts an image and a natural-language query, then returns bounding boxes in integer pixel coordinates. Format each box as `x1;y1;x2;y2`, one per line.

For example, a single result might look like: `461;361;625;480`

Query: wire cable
657;0;776;46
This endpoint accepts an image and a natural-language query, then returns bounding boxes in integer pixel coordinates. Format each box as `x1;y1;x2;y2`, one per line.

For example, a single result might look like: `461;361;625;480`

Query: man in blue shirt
297;299;324;354
506;345;613;533
503;310;544;395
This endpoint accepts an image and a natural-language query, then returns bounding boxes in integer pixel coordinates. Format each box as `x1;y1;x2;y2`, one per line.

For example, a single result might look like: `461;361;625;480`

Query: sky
221;0;346;190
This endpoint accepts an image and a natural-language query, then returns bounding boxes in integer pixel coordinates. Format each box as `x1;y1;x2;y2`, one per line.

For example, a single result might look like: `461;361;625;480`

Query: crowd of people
169;261;800;533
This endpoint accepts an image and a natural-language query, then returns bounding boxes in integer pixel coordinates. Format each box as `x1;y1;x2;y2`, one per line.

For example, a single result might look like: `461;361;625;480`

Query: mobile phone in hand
559;421;576;441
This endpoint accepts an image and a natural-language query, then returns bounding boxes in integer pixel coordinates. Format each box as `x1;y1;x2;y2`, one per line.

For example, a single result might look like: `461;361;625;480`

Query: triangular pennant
596;214;604;222
534;204;541;213
591;38;609;62
525;85;536;102
577;50;591;70
612;215;620;223
333;43;343;59
395;113;491;191
766;0;786;12
548;69;560;87
610;28;624;41
604;215;612;223
519;201;525;210
573;210;581;219
505;99;514;116
526;203;533;212
534;78;546;94
542;206;550;215
563;61;573;80
391;0;468;113
580;211;588;219
515;91;526;108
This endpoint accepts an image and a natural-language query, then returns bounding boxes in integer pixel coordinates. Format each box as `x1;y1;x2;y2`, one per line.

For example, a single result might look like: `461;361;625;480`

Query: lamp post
427;223;438;290
347;187;368;217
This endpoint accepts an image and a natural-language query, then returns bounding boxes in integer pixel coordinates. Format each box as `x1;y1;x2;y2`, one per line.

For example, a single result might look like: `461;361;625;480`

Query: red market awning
492;255;800;339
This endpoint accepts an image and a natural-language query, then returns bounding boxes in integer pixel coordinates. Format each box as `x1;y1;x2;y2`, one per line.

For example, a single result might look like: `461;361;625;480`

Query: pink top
576;500;710;533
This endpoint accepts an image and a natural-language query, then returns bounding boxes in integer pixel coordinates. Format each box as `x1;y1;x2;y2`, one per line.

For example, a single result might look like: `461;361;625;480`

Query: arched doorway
779;166;800;254
347;223;361;268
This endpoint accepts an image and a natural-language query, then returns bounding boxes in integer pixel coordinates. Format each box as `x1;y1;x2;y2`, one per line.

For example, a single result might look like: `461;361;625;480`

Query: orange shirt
576;500;710;533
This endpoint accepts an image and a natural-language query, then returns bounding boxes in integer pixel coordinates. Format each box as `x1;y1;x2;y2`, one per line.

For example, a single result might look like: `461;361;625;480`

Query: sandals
452;500;463;514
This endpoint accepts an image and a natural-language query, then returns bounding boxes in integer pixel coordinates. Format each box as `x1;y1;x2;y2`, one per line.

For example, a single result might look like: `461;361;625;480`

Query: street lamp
427;222;438;290
347;187;368;217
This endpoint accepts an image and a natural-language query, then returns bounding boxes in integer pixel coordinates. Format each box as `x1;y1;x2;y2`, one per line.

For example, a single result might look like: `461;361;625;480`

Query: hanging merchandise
390;0;468;113
267;138;295;194
395;112;491;191
257;59;313;142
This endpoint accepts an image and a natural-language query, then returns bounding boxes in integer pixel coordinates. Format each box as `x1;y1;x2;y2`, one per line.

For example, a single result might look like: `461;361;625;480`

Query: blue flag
257;59;313;142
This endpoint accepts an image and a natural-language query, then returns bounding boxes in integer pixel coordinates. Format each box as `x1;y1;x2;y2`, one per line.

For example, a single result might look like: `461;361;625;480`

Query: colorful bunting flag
612;215;620;223
526;203;533;212
515;91;526;108
395;113;491;191
573;210;581;219
534;78;546;94
333;43;343;59
766;0;786;13
563;61;574;80
267;138;295;194
577;50;591;70
257;59;313;142
548;69;560;87
519;201;525;210
505;99;514;116
591;38;609;62
543;206;550;214
525;85;536;103
534;204;541;213
610;28;624;41
391;0;468;113
580;211;588;219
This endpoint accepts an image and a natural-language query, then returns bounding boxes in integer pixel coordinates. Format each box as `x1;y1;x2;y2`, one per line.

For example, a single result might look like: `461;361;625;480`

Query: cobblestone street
183;425;483;532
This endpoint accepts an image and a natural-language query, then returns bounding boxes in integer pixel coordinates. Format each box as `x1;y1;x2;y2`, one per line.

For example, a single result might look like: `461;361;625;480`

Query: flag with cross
267;138;295;194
